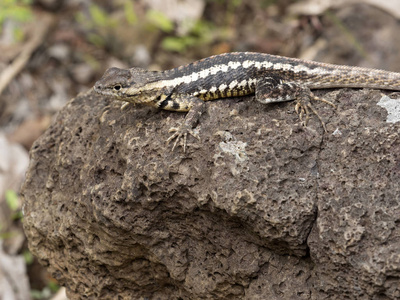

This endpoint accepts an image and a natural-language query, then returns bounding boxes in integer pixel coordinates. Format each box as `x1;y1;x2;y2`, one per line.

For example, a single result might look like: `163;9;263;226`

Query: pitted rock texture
22;88;400;299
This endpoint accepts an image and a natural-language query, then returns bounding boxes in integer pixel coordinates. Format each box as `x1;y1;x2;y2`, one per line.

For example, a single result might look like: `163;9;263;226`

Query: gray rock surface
22;88;400;299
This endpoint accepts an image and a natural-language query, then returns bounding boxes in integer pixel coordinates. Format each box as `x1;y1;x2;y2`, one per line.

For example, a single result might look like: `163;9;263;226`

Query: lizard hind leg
255;77;298;104
294;89;336;132
255;78;335;132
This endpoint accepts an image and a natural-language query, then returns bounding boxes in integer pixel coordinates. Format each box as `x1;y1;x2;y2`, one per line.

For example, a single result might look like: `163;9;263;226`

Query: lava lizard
94;52;400;151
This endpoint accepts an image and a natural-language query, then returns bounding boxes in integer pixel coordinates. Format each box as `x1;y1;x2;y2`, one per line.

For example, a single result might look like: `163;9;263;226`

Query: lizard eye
113;85;121;91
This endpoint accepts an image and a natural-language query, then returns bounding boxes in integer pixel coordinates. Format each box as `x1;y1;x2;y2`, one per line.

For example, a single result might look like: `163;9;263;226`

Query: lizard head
94;67;163;104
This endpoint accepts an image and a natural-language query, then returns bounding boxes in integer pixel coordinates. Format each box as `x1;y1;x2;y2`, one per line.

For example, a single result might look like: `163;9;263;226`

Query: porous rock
22;88;400;299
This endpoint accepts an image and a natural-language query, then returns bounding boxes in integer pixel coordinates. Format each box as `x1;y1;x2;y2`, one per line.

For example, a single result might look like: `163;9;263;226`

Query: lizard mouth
93;85;116;96
126;93;140;98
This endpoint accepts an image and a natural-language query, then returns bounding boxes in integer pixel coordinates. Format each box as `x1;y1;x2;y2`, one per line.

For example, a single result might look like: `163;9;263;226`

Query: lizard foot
167;124;200;152
294;91;336;132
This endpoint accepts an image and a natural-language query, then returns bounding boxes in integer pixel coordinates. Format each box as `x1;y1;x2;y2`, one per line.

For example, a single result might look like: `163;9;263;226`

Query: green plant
31;278;60;299
145;9;174;33
75;1;138;47
123;0;137;25
0;0;33;40
5;189;23;220
161;19;215;53
0;0;32;26
23;250;34;264
0;190;22;240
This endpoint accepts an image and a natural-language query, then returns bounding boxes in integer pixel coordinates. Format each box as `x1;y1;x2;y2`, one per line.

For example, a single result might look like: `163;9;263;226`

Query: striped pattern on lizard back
94;52;400;151
157;52;400;101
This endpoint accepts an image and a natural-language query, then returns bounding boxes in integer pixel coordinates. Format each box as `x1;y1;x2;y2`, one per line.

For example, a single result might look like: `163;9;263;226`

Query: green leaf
75;11;86;25
87;33;105;47
124;0;137;25
89;4;108;27
31;288;51;299
13;27;25;41
23;250;34;264
48;281;60;293
12;211;23;221
146;10;174;33
161;37;186;52
0;0;33;30
0;231;17;240
30;290;43;299
5;190;19;211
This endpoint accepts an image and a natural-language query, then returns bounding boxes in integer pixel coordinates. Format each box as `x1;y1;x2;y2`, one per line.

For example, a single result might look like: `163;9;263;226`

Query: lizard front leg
255;76;336;131
157;94;205;152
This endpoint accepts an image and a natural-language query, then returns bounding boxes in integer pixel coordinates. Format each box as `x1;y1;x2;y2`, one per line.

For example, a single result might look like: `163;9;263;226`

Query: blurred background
1;0;400;299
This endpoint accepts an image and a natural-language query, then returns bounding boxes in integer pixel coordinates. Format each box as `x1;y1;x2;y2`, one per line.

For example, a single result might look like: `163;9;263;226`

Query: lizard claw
294;88;335;132
295;100;307;123
294;96;328;132
167;125;200;152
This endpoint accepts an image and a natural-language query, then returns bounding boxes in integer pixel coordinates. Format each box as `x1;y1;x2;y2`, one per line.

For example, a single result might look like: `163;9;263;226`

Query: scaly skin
94;52;400;151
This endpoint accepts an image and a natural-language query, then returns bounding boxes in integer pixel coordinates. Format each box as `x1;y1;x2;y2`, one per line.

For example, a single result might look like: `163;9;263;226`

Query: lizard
94;52;400;151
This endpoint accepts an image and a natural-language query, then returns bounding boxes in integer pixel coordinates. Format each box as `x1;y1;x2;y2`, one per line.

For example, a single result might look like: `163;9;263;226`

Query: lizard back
154;52;400;101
